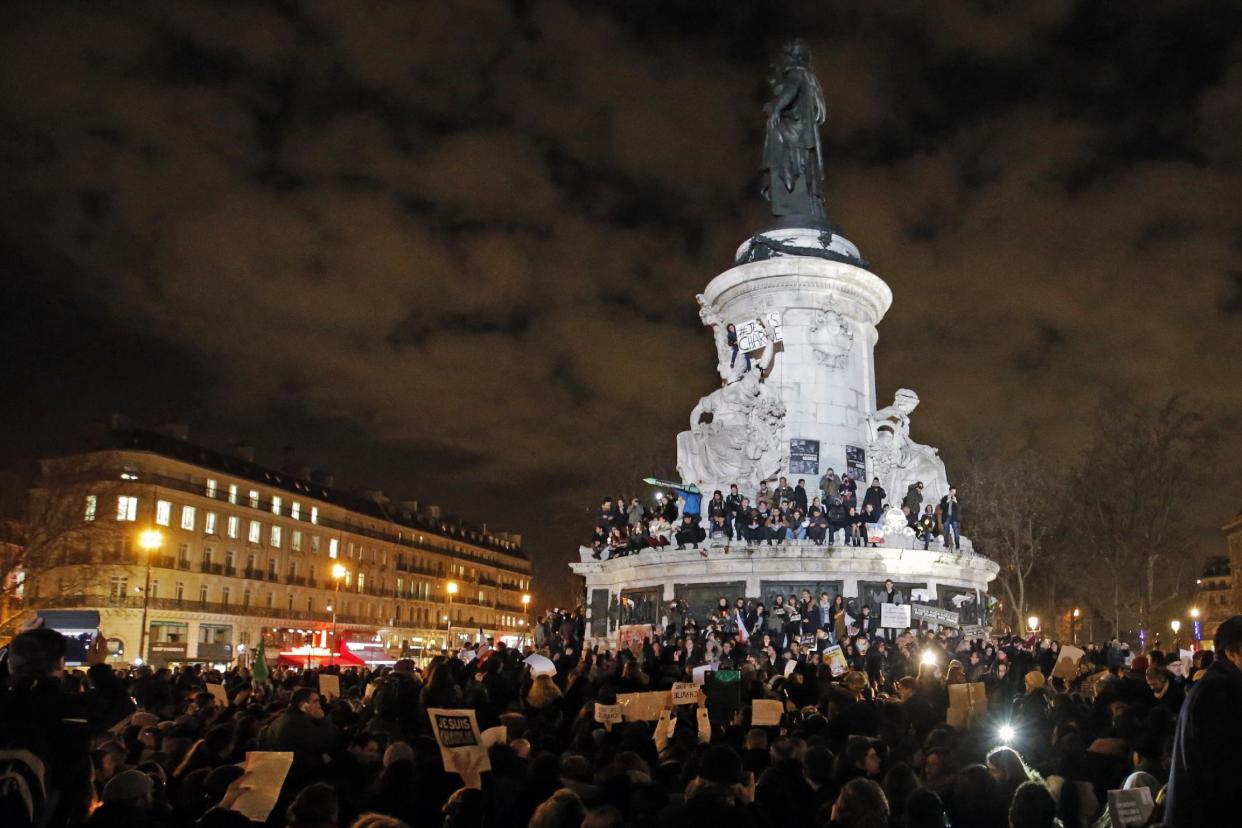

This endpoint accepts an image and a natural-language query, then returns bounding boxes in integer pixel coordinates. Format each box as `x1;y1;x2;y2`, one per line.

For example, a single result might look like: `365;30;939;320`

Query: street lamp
1071;608;1080;645
1171;618;1182;650
330;564;347;666
446;581;458;648
1027;615;1039;634
137;529;162;665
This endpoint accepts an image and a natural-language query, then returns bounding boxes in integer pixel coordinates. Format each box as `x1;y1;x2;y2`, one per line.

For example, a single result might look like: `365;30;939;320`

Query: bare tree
1073;395;1215;639
963;451;1067;631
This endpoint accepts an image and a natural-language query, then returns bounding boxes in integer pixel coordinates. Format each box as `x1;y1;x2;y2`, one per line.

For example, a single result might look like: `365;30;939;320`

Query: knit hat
384;741;414;767
102;769;154;802
1024;670;1046;692
697;745;744;785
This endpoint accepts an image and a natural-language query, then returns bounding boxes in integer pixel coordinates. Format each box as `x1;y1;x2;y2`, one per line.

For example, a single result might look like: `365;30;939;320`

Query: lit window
310;506;319;525
176;582;185;602
271;495;282;516
84;495;97;522
329;538;339;559
227;516;240;539
108;576;128;599
291;530;302;552
221;586;230;605
180;505;197;531
205;512;218;535
248;520;261;544
358;572;366;592
291;502;301;520
270;525;282;548
249;490;259;509
228;484;238;505
117;495;138;522
200;584;208;603
155;500;172;526
150;580;159;599
206;478;218;499
344;571;352;588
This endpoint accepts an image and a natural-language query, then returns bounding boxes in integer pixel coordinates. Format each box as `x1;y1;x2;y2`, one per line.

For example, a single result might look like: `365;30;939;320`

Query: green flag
252;638;269;684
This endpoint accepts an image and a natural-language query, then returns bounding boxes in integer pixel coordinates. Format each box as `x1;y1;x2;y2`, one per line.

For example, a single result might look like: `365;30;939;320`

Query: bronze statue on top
761;39;828;221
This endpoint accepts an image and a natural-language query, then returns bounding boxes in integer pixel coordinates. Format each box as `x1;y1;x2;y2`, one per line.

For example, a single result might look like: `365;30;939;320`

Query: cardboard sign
880;603;912;629
823;645;849;677
752;699;783;726
594;703;622;724
616;691;671;721
206;683;228;706
1052;645;1085;680
363;682;377;703
428;708;491;774
226;751;294;823
1107;787;1154;827
696;707;711;743
911;603;960;627
947;682;988;730
318;673;340;701
671;682;701;706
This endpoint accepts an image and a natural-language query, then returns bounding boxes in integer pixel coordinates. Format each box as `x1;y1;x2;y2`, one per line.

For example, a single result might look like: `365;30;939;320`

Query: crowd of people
590;474;963;559
2;605;1238;828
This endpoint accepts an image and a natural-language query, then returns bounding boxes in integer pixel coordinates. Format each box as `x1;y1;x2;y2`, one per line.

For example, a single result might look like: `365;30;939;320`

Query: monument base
572;538;998;642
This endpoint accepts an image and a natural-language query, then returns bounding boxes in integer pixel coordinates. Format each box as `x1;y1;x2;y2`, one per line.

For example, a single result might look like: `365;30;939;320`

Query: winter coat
902;484;923;515
1166;657;1242;826
863;485;886;515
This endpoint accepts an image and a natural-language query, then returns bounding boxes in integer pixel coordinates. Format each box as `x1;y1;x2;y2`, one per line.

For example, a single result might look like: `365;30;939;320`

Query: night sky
2;2;1241;603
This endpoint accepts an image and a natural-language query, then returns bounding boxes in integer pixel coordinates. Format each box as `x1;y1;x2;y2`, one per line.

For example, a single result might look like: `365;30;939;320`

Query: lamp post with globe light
1027;615;1040;635
137;529;163;665
1071;607;1080;645
1171;618;1182;651
329;563;347;666
445;581;458;648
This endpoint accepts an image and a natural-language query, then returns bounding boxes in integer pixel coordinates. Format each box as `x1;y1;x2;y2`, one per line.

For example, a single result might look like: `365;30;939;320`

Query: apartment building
15;428;533;666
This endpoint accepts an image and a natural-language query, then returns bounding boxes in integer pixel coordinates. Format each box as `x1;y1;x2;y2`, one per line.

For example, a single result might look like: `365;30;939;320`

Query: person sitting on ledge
743;509;764;546
807;505;827;545
917;505;938;550
785;508;807;541
708;513;733;542
675;514;706;550
861;503;880;547
847;506;864;547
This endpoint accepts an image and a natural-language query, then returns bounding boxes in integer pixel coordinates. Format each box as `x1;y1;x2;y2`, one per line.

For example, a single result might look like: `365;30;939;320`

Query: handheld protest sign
318;673;340;701
880;604;911;629
594;702;622;731
751;698;782;727
427;708;492;774
823;645;848;677
691;664;712;685
670;682;701;706
696;707;711;743
1106;787;1154;827
206;683;228;707
225;751;294;823
617;691;671;721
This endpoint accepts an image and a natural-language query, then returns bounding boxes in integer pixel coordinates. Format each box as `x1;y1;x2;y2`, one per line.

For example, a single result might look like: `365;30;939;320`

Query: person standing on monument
794;479;809;512
773;476;795;508
725;484;744;520
819;468;840;501
863;478;886;517
939;487;961;550
903;482;924;525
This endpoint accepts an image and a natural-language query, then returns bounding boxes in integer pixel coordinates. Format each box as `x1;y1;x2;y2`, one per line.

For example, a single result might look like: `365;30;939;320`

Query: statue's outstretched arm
757;318;779;372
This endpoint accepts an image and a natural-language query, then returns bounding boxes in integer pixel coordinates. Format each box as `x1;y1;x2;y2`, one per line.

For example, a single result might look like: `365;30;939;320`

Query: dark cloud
1;1;1241;601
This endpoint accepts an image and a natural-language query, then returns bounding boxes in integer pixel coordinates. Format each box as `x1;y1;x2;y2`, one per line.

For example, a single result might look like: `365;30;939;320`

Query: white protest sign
752;699;783;726
523;653;556;676
1052;645;1085;680
880;603;911;629
947;682;988;730
692;664;712;685
735;312;784;351
823;645;849;677
784;659;797;677
427;708;492;774
670;682;701;706
594;703;622;725
318;673;340;701
226;751;293;823
205;683;228;707
1107;787;1154;827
